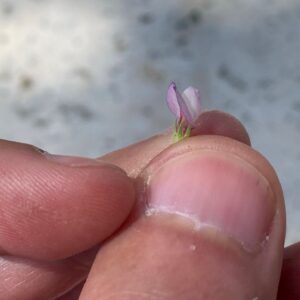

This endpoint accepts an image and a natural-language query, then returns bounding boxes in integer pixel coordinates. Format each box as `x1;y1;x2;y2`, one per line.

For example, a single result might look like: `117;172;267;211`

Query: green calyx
172;121;191;142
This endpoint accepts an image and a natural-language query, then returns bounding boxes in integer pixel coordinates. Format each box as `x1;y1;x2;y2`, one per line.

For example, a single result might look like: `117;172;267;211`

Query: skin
0;110;298;299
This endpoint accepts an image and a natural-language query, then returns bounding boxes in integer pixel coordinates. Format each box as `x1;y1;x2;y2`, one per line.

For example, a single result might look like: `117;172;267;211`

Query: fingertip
192;110;251;146
0;141;135;260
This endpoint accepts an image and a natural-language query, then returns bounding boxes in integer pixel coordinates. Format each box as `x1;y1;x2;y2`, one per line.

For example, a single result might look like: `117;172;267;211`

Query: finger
191;110;251;145
58;281;85;300
0;140;135;260
277;242;300;299
100;110;251;177
0;249;93;300
1;111;250;299
80;135;285;300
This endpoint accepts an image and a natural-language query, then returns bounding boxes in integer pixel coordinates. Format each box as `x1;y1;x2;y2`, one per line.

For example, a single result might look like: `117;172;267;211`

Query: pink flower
167;82;201;127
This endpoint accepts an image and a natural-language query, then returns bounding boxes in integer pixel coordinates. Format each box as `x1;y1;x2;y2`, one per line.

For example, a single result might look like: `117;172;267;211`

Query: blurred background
0;0;299;244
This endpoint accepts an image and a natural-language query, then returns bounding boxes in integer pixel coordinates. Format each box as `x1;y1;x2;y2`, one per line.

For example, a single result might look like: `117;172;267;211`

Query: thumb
81;136;285;300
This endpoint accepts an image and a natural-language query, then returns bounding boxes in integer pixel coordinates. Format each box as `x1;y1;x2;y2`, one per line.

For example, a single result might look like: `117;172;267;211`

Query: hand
0;111;298;299
0;139;135;299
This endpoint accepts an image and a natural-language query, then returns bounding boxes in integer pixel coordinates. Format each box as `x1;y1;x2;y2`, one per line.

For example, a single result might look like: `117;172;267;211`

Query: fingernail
145;151;276;252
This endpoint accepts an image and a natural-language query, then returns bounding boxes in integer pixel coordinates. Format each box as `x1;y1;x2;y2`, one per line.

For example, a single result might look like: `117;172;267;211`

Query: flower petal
166;82;181;119
167;82;195;124
182;86;201;124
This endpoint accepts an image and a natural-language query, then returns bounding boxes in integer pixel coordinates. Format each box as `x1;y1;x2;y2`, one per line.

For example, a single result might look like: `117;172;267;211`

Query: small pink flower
167;82;202;141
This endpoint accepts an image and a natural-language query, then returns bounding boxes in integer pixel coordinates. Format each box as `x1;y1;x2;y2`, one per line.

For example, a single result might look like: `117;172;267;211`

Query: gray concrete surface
0;0;299;245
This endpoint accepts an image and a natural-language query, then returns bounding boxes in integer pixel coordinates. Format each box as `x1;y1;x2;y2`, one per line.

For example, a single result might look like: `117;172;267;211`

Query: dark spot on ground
257;78;273;89
175;18;190;31
217;65;229;78
33;118;49;128
142;64;165;82
175;35;189;47
20;76;34;91
14;105;36;119
174;9;202;31
140;105;154;118
2;2;14;15
293;101;300;112
138;12;155;25
188;9;202;24
73;67;92;81
217;65;247;92
58;103;94;120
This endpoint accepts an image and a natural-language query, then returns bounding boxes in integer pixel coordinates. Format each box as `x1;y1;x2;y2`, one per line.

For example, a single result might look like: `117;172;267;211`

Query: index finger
0;140;135;260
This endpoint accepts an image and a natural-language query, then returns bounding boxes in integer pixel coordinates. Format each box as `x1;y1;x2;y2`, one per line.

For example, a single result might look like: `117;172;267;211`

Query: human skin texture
0;111;298;299
81;120;285;299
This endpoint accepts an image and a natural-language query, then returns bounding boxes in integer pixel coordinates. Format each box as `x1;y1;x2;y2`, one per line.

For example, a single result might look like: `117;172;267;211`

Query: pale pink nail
145;152;276;252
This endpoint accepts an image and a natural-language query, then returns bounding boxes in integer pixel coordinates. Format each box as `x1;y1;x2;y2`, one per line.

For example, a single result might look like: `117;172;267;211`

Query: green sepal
172;122;192;143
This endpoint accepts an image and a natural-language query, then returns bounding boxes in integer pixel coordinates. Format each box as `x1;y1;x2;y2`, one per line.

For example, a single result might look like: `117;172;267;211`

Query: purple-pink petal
166;82;181;119
182;87;201;124
167;82;194;124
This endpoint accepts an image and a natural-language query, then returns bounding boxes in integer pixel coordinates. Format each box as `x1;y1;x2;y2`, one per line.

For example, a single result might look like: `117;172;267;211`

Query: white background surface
0;0;299;244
